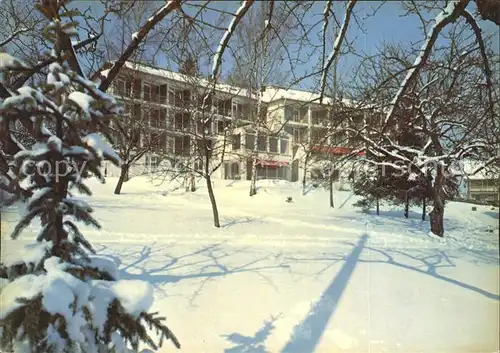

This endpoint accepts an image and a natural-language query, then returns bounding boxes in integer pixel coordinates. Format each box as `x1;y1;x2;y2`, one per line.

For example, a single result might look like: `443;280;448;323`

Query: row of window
114;78;258;119
285;107;331;125
230;134;289;155
469;179;499;191
122;103;231;133
223;162;289;181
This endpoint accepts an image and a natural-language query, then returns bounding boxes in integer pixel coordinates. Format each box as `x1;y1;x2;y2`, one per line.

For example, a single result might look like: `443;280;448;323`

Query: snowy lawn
2;176;499;353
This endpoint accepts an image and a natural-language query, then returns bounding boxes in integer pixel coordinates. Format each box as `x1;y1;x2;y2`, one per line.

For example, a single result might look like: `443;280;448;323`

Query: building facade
100;62;362;183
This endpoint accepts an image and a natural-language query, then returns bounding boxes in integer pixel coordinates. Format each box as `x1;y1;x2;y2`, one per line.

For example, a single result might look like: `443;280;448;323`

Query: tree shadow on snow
352;209;465;236
222;315;281;353
95;243;288;304
221;217;265;228
484;211;499;219
285;239;499;303
277;234;498;352
280;234;368;353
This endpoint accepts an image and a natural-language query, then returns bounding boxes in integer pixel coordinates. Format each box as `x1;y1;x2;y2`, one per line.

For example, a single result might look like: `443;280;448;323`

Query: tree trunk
206;175;220;228
329;169;334;208
430;167;445;237
301;155;309;196
404;191;409;218
190;173;196;192
249;158;257;196
421;197;426;221
114;164;129;195
376;197;380;215
249;131;259;196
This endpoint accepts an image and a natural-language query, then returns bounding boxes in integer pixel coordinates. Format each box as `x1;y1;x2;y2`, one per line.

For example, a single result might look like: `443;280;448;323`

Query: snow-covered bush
0;4;179;353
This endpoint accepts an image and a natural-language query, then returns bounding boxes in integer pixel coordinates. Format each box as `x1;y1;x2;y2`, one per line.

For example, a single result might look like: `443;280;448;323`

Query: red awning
311;146;365;156
256;159;289;167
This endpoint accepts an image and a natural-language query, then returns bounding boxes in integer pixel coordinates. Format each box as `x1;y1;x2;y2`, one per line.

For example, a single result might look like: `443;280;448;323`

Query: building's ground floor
103;151;359;191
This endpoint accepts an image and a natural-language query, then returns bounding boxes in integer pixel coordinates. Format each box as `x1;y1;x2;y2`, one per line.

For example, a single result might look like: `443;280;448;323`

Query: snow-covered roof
262;86;356;107
105;61;361;107
456;160;500;180
103;61;252;99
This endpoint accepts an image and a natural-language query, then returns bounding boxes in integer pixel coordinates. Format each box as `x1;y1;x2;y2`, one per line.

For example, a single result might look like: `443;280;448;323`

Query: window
232;134;241;150
232;101;242;118
127;78;141;99
182;89;191;104
245;134;255;149
257;166;266;179
159;108;167;128
258;135;267;152
145;155;160;170
151;84;159;102
175;112;190;131
150;108;160;128
168;88;175;105
218;99;231;116
197;139;213;156
312;129;327;143
224;162;240;179
174;136;190;155
292;128;307;143
217;120;228;134
312;110;323;125
144;83;151;101
133;104;141;121
278;166;288;180
260;106;267;122
199;93;212;109
267;167;277;179
291;108;299;122
269;137;278;153
114;79;126;96
124;103;133;119
280;138;289;154
131;129;140;147
159;85;167;103
174;89;190;106
150;133;165;152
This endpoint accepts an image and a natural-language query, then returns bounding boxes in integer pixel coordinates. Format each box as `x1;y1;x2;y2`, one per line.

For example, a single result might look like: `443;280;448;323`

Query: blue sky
73;1;498;90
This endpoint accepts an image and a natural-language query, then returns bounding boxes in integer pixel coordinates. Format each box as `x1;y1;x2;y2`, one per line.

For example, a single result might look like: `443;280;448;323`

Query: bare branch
98;0;181;92
320;0;357;104
382;0;469;131
210;0;254;82
0;28;29;47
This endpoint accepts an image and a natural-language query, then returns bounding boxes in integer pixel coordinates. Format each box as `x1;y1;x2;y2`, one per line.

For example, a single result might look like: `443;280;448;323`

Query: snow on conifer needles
0;2;180;352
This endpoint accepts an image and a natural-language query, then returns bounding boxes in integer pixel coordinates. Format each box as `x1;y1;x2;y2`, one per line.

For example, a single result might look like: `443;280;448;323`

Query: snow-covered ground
2;176;499;353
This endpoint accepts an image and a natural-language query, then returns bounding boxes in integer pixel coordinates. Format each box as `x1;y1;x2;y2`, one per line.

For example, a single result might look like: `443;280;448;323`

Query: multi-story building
98;61;363;183
456;161;500;204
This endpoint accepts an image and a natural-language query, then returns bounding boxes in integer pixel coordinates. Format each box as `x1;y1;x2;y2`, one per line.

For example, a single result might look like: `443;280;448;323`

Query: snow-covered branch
98;0;181;92
0;28;29;48
461;9;497;119
469;156;500;176
382;0;469;131
320;0;357;104
210;0;254;82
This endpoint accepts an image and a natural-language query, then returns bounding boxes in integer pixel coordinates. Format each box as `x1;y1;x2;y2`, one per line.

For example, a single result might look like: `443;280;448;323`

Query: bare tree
348;20;499;236
0;0;181;201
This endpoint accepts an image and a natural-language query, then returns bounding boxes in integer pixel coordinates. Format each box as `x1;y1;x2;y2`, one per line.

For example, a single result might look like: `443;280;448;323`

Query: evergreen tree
0;2;179;352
